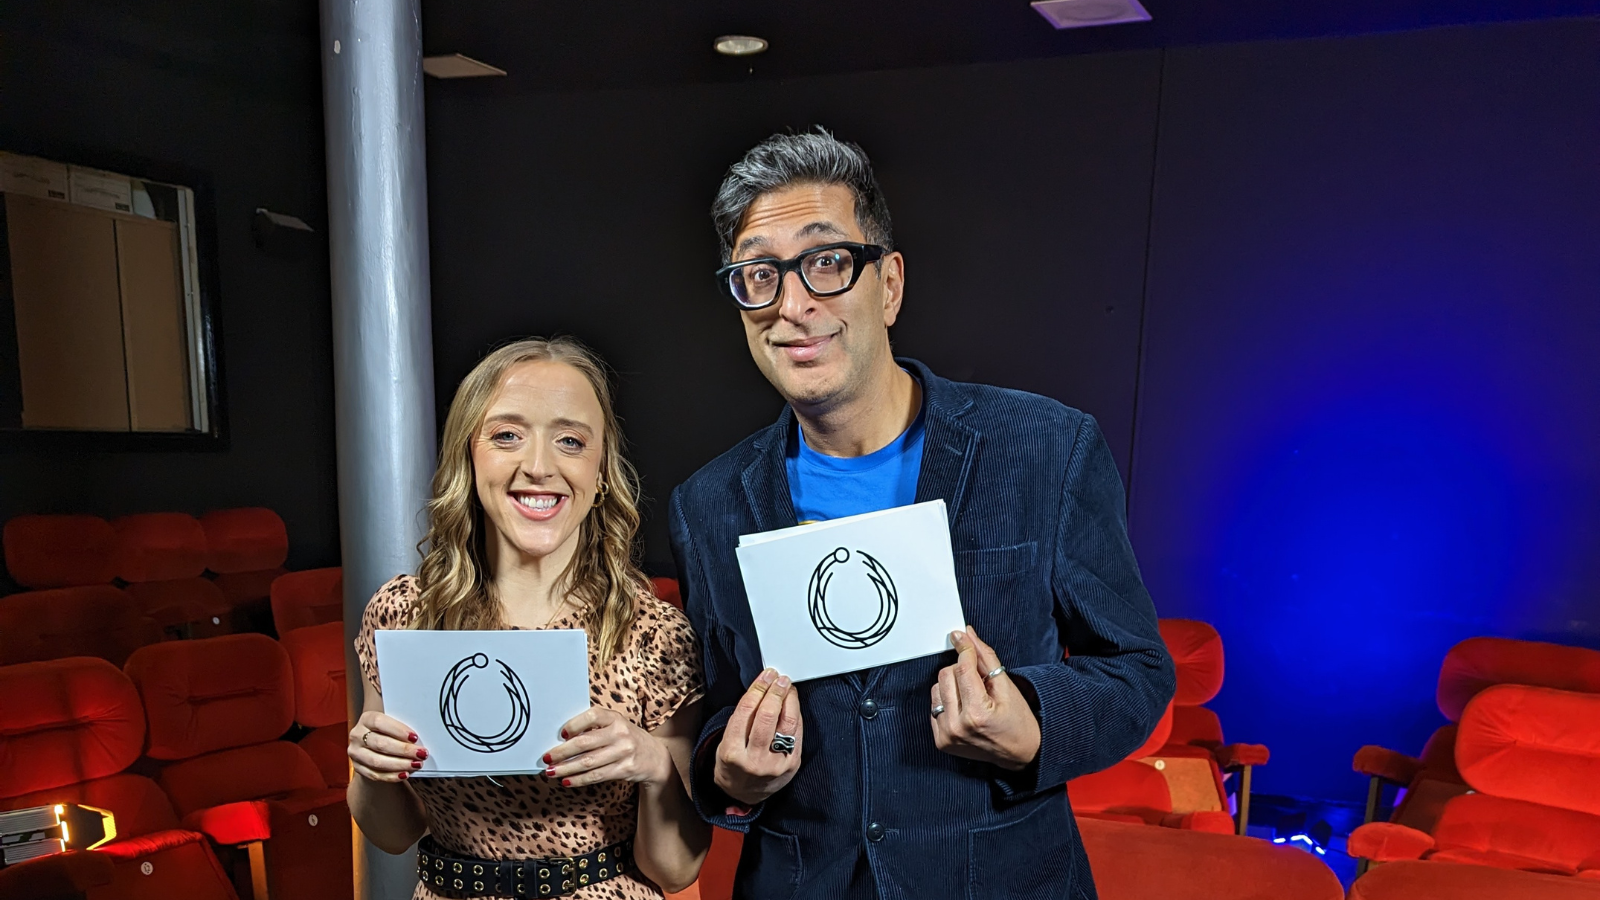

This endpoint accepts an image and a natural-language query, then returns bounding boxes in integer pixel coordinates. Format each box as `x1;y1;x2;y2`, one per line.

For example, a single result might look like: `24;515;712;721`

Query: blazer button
858;698;878;719
866;822;886;842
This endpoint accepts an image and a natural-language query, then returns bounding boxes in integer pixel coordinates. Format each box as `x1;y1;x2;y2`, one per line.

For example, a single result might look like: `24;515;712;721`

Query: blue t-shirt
786;405;926;524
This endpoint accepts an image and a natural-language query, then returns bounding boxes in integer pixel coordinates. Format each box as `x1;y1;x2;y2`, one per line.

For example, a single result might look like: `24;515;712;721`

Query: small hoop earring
594;480;609;502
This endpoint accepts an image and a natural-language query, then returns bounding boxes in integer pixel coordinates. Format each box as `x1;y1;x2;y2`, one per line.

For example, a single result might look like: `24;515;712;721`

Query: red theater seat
664;827;742;900
125;634;351;900
1353;637;1600;834
1148;619;1268;834
270;567;343;634
113;514;232;639
2;514;117;588
200;509;289;608
280;622;350;787
1067;702;1236;834
1078;816;1344;900
1348;684;1600;898
0;657;239;900
650;576;683;609
0;586;160;666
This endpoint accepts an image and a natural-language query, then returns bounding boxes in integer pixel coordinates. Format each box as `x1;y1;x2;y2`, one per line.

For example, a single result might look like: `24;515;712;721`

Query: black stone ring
770;732;796;755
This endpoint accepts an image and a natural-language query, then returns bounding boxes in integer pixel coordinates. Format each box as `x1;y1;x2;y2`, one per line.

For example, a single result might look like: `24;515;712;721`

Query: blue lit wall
1131;17;1600;803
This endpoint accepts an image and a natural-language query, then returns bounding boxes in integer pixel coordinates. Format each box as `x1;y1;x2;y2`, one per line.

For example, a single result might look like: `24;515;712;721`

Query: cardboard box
0;153;70;202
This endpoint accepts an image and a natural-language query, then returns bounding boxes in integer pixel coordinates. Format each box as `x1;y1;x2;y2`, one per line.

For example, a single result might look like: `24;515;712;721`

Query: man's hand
930;626;1041;771
713;668;803;807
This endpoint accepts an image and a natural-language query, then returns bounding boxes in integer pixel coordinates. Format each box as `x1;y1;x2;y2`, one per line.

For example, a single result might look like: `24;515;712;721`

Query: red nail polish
543;753;552;764
416;749;428;760
408;733;418;742
545;767;556;777
412;760;422;769
398;772;409;781
561;778;571;787
560;730;569;740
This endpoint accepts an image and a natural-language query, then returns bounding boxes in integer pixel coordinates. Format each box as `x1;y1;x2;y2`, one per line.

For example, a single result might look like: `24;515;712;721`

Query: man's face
730;183;904;410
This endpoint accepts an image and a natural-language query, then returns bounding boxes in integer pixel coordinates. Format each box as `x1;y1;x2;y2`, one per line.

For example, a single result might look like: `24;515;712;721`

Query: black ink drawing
438;653;531;753
807;547;899;649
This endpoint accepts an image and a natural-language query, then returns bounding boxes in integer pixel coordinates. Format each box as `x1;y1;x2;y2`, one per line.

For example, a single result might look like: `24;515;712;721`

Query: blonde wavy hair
412;337;649;667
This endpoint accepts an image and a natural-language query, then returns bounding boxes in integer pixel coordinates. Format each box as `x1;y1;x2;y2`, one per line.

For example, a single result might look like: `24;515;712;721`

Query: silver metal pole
319;0;436;896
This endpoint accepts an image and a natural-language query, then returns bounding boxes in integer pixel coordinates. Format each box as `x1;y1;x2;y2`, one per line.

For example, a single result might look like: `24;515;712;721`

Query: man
668;130;1174;900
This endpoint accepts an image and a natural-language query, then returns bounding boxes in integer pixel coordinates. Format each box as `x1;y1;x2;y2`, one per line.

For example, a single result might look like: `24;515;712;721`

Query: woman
348;337;708;899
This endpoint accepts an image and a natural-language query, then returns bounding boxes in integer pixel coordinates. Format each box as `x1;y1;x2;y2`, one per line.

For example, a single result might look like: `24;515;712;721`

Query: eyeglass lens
728;246;859;308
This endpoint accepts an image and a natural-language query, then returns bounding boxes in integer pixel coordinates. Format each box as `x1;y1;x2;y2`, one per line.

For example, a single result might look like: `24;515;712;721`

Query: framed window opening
0;143;226;450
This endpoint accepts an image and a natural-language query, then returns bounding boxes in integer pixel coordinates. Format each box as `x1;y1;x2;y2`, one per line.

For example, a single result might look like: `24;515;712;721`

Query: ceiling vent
422;54;507;79
1031;0;1152;29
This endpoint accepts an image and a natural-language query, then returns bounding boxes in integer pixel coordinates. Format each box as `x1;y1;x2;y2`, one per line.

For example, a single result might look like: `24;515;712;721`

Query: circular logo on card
808;547;899;650
438;653;531;754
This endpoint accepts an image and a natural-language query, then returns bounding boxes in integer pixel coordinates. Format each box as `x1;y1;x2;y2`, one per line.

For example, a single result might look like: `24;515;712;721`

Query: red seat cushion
280;622;348;728
1169;703;1224;749
1431;792;1600;875
124;579;233;634
112;514;209;583
1351;859;1600;900
299;724;350;788
159;742;328;818
650;577;682;609
0;657;144;799
212;568;288;606
1077;816;1344;900
200;509;288;574
1437;637;1600;722
125;634;296;760
1068;760;1172;818
1456;685;1600;816
0;587;159;668
1159;619;1225;706
3;773;181;841
270;567;343;634
3;515;117;588
0;849;114;897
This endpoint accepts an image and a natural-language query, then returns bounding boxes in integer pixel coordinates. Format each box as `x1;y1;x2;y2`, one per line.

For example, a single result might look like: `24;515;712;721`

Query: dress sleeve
635;595;706;733
353;575;419;696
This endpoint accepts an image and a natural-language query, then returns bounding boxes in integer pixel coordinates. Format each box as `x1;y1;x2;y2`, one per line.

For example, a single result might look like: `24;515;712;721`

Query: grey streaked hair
712;128;894;263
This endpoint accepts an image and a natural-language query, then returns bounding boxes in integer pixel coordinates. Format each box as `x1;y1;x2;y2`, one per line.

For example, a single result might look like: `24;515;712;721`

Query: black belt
417;835;634;897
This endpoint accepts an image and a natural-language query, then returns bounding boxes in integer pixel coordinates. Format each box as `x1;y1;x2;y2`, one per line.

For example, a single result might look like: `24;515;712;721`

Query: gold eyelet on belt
599;868;608;878
561;864;572;876
453;878;463;890
539;868;549;878
540;887;550;896
598;852;607;863
475;882;483;891
579;874;590;885
474;864;484;875
436;860;445;871
454;863;463;874
578;858;588;870
434;876;443;886
562;880;573;891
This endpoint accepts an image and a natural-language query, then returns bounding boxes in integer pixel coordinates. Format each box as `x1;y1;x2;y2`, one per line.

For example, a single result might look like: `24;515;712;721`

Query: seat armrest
1215;743;1270;769
1352;745;1422;785
182;800;273;845
0;850;115;899
1347;822;1434;861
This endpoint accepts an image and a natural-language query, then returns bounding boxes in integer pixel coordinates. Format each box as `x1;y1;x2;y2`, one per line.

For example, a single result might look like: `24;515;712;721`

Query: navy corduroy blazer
668;359;1175;900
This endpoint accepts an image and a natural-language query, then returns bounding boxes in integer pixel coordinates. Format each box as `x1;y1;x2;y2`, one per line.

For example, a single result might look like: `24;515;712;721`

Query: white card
735;500;966;682
375;629;590;776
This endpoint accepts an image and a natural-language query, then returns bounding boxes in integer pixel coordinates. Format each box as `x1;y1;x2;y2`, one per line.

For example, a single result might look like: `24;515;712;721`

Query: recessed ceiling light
714;35;768;56
1031;0;1152;29
422;53;507;79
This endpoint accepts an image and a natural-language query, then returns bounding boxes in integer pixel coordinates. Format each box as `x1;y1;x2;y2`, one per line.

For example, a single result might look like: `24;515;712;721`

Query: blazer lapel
912;366;979;528
741;407;798;534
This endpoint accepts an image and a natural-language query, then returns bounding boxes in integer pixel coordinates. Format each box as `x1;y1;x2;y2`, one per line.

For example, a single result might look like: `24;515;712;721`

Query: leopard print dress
355;575;705;900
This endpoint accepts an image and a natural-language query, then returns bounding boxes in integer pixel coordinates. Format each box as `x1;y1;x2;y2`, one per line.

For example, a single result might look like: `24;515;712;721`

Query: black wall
425;51;1163;570
0;3;340;574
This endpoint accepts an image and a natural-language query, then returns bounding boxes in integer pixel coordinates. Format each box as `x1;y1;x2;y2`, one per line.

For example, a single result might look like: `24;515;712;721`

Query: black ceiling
8;0;1600;101
425;0;1600;93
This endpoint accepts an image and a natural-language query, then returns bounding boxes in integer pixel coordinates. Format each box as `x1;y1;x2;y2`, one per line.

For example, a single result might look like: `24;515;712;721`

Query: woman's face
472;360;605;569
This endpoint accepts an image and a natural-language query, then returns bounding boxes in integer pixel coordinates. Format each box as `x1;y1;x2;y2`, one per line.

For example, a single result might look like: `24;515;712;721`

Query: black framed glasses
715;242;888;310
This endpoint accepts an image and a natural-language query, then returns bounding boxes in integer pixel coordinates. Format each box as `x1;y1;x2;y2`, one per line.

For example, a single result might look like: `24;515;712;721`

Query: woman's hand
349;710;428;783
930;626;1042;771
543;708;674;789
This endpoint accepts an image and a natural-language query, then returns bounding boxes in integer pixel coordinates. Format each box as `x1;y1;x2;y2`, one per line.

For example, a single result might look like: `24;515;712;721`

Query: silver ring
770;732;796;755
930;704;946;718
984;665;1006;681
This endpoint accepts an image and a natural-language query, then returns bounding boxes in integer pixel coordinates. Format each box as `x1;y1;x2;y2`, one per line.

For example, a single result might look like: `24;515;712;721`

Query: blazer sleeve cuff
994;662;1086;797
692;705;764;831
